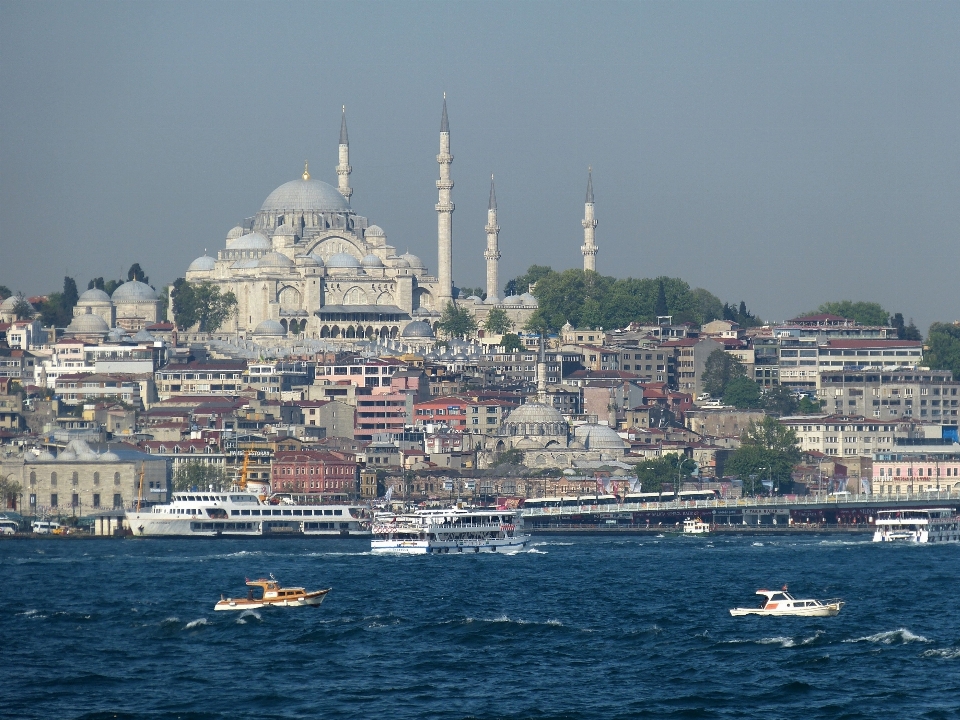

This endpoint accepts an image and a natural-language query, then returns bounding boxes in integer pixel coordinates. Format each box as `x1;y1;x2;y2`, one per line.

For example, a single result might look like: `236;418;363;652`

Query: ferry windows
94;472;100;485
51;472;57;487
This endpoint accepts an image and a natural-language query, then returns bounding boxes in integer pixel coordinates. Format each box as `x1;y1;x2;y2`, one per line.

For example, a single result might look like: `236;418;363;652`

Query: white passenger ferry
873;508;960;544
371;506;531;554
126;492;371;538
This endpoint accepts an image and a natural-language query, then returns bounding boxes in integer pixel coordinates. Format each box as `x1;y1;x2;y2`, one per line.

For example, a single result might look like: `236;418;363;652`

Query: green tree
62;276;79;312
798;395;824;414
127;263;149;284
925;323;960;379
635;453;696;493
814;301;889;327
12;293;35;320
692;287;724;324
437;301;477;339
0;286;11;300
722;376;763;409
504;265;553;297
701;349;746;397
171;279;237;332
39;293;66;327
457;286;486;301
890;312;922;341
483;306;513;334
0;474;23;510
654;279;668;317
500;333;523;352
761;385;799;416
104;279;123;295
726;416;800;495
173;462;228;492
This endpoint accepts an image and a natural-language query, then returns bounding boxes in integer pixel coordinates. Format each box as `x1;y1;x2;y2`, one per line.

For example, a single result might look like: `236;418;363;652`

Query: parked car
31;521;62;534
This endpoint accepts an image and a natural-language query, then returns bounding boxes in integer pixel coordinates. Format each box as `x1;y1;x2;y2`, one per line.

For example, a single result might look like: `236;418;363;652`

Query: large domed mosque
181;100;555;344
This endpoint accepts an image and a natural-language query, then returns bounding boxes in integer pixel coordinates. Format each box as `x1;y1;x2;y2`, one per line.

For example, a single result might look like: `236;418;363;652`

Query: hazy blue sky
2;1;958;330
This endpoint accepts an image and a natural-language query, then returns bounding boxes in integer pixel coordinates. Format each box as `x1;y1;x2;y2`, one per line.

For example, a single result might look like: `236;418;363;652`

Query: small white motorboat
730;586;844;617
683;517;710;535
214;576;330;611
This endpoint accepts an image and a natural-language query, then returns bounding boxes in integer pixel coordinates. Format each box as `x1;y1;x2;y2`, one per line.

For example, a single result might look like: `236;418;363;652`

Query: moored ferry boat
371;506;531;554
683;517;710;535
126;492;371;538
873;508;960;544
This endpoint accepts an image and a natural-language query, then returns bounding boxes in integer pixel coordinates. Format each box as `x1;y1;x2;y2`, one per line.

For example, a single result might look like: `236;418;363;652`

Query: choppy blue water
3;534;959;719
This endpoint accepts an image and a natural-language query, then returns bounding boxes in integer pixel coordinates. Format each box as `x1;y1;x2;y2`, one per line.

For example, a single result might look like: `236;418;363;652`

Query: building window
51;472;57;487
50;493;58;507
30;471;36;486
72;471;79;486
93;494;101;508
94;472;100;485
114;472;121;486
113;494;123;509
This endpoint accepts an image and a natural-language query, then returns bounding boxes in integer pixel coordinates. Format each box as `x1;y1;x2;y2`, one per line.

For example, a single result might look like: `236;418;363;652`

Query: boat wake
236;610;262;624
525;548;548;554
184;617;211;630
463;614;563;628
725;630;825;648
844;628;930;645
921;647;960;660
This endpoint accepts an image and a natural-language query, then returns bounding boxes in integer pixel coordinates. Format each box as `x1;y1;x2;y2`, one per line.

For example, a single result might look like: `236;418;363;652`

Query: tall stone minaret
337;106;352;202
436;94;454;304
484;174;501;304
581;167;598;272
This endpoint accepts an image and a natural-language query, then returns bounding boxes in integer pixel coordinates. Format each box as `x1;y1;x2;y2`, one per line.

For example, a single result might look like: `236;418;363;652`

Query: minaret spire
336;105;352;202
484;173;501;304
581;166;598;272
436;93;454;304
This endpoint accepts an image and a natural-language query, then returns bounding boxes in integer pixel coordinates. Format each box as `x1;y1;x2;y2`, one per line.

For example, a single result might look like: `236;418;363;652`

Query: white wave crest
236;610;261;625
17;609;39;617
752;542;764;547
525;548;548;554
921;647;960;659
184;618;210;629
844;628;930;645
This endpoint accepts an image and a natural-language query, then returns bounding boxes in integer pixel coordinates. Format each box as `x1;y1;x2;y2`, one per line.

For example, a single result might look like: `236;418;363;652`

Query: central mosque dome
260;179;350;214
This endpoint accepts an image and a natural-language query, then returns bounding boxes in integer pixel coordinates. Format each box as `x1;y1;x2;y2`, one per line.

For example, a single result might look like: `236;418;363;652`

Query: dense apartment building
475;350;582;386
817;369;959;425
54;373;147;407
779;414;917;457
315;357;405;389
271;449;358;500
660;337;723;397
872;443;960;495
413;395;504;434
777;339;924;389
155;361;246;399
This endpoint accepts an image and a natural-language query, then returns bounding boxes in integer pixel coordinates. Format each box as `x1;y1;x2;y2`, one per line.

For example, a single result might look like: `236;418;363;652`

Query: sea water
3;534;958;719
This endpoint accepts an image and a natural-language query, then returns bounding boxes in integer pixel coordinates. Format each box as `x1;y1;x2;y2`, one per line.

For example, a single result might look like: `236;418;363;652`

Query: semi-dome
187;255;216;272
226;225;246;240
133;329;156;342
401;320;435;339
99;451;120;462
260;178;350;214
0;296;18;311
327;252;362;269
227;231;270;250
259;252;295;268
112;280;158;302
574;424;628;451
66;312;110;334
387;256;410;268
57;450;77;461
272;223;298;237
518;293;539;307
365;225;385;237
361;254;384;268
231;258;261;270
78;288;111;304
296;254;320;266
400;252;425;268
252;319;287;337
33;450;55;462
465;295;483;302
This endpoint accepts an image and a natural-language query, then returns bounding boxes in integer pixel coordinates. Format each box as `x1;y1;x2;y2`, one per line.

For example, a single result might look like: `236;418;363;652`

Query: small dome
112;280;158;303
78;288;111;304
187;255;216;272
465;295;482;302
57;450;77;461
575;424;628;451
252;319;287;337
365;225;385;237
401;320;435;339
0;296;18;311
33;450;55;462
133;329;155;342
66;312;110;334
226;226;246;240
327;252;362;269
309;253;325;267
259;252;295;268
99;451;120;462
227;231;271;250
504;403;566;428
515;437;543;450
518;293;539;307
260;178;350;214
388;256;410;269
361;254;384;268
273;223;298;237
400;252;424;268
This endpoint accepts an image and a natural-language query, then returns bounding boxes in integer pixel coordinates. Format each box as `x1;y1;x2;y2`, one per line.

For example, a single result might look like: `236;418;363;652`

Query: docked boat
873;508;960;543
730;587;844;617
683;517;710;535
126;492;371;538
371;506;531;554
214;576;330;611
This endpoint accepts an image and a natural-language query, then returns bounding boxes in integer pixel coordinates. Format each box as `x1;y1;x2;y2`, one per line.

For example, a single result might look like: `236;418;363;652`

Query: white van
31;521;62;534
0;519;19;535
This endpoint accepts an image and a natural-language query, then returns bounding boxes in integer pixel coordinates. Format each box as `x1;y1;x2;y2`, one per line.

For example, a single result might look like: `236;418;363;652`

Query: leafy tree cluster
726;416;801;495
506;266;729;333
635;453;697;494
437;301;478;339
499;333;524;352
701;349;746;397
925;323;960;380
721;300;763;328
39;277;79;327
171;279;237;332
457;286;486;301
0;474;23;510
0;286;11;300
483;307;513;335
12;293;36;321
173;462;228;492
88;277;124;296
890;312;922;341
810;301;920;339
504;265;553;298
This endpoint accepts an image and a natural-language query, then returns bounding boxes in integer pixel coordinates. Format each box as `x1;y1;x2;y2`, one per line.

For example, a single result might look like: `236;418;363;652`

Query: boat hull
214;589;330;611
371;534;532;555
730;602;843;617
126;514;371;538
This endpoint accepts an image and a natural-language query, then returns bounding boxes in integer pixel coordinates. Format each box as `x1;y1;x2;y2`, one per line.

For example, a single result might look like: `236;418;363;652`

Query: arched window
114;472;121;486
51;472;57;486
30;471;36;486
72;471;79;486
94;472;100;485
